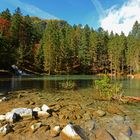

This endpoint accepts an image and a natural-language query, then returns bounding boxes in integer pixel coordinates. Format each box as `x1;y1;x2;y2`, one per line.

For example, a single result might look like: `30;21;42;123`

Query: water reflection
0;75;140;96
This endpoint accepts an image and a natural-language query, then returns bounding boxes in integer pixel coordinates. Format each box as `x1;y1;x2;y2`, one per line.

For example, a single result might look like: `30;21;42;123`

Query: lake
0;75;140;97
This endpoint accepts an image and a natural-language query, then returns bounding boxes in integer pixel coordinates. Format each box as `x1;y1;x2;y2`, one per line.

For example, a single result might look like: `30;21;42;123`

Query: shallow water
0;75;140;126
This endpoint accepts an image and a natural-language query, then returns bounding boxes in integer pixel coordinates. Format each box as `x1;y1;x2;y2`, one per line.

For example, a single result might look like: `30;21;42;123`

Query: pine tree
0;8;11;21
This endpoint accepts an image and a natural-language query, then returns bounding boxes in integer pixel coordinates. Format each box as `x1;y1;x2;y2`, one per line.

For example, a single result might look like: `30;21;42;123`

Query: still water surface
0;75;140;97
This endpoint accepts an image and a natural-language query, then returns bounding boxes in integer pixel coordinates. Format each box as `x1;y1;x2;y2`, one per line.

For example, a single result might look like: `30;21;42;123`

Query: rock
29;101;35;105
31;122;42;132
50;125;61;137
5;112;21;123
117;125;132;137
0;115;5;121
117;132;130;140
61;123;86;140
33;107;41;112
112;115;124;124
107;106;124;115
11;108;32;118
83;113;92;120
37;111;51;118
0;124;13;135
0;97;8;102
95;110;106;117
41;104;50;112
84;120;95;131
24;100;30;104
95;129;115;140
17;94;23;99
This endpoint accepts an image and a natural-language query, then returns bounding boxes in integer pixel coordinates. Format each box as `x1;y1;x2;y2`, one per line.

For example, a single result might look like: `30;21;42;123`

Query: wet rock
95;129;115;140
33;107;41;112
24;100;30;104
37;111;51;118
17;94;23;99
117;132;130;140
31;122;42;132
29;101;35;105
84;120;95;131
0;115;5;121
11;108;32;118
50;125;61;137
107;106;124;115
5;112;21;123
112;115;124;124
0;97;8;102
61;123;87;140
95;110;106;117
69;115;77;120
83;113;92;120
0;124;13;135
41;104;50;112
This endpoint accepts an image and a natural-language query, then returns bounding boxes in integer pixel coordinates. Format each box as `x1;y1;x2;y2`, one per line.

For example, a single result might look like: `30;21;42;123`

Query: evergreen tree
0;8;11;21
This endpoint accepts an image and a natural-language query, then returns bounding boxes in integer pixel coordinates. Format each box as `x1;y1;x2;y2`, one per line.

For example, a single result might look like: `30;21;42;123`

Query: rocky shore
0;89;140;140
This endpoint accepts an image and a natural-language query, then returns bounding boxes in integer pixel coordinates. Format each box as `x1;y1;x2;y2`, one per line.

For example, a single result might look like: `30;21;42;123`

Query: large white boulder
41;104;50;112
5;112;20;123
11;108;32;118
61;123;83;140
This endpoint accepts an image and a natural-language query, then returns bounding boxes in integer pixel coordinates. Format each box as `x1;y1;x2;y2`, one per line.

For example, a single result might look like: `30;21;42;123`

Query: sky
0;0;140;35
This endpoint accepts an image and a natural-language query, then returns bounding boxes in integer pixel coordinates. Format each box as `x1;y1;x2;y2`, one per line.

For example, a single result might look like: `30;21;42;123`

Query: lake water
0;75;140;97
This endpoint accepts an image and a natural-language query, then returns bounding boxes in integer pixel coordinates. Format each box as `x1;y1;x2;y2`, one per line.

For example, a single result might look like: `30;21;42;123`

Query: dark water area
0;75;140;97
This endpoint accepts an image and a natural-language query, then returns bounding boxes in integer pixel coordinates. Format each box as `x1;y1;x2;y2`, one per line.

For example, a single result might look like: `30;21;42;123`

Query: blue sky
0;0;140;35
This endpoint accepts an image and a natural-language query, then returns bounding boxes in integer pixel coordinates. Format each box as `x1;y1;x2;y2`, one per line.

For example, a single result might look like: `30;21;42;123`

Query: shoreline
0;89;140;139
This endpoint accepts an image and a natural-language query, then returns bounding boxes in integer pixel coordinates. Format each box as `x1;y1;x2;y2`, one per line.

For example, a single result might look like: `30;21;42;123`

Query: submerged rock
0;97;8;102
31;122;42;132
84;120;96;132
95;128;115;140
0;124;13;135
117;132;130;140
0;115;5;121
95;110;106;117
50;125;61;137
111;115;124;124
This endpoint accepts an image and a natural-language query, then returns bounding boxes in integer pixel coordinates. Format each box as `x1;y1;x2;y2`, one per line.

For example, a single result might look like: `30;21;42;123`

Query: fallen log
112;95;140;102
122;96;140;102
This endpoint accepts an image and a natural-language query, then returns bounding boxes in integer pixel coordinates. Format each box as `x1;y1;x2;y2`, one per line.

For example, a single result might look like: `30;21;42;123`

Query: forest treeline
0;8;140;75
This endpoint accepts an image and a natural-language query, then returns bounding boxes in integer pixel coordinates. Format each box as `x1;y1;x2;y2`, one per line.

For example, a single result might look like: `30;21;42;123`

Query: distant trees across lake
0;8;140;75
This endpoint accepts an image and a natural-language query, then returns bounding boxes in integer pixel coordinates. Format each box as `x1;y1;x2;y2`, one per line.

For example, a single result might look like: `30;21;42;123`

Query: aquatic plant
95;75;123;100
59;80;77;90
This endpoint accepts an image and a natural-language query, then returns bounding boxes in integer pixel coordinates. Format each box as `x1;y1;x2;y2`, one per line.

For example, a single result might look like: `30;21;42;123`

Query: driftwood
112;95;140;102
122;96;140;102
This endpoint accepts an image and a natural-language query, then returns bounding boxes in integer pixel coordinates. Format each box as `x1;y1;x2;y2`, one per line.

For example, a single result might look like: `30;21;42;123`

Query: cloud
6;0;58;19
100;0;140;35
90;0;104;16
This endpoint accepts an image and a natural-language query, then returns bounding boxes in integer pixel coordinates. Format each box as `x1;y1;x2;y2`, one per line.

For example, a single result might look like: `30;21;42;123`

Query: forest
0;8;140;75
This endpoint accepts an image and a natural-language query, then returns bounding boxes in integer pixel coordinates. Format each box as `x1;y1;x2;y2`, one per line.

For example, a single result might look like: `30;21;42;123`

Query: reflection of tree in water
58;80;77;90
43;80;60;92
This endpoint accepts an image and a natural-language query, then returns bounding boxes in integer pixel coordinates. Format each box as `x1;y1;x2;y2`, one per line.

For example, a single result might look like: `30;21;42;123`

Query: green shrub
95;76;123;100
